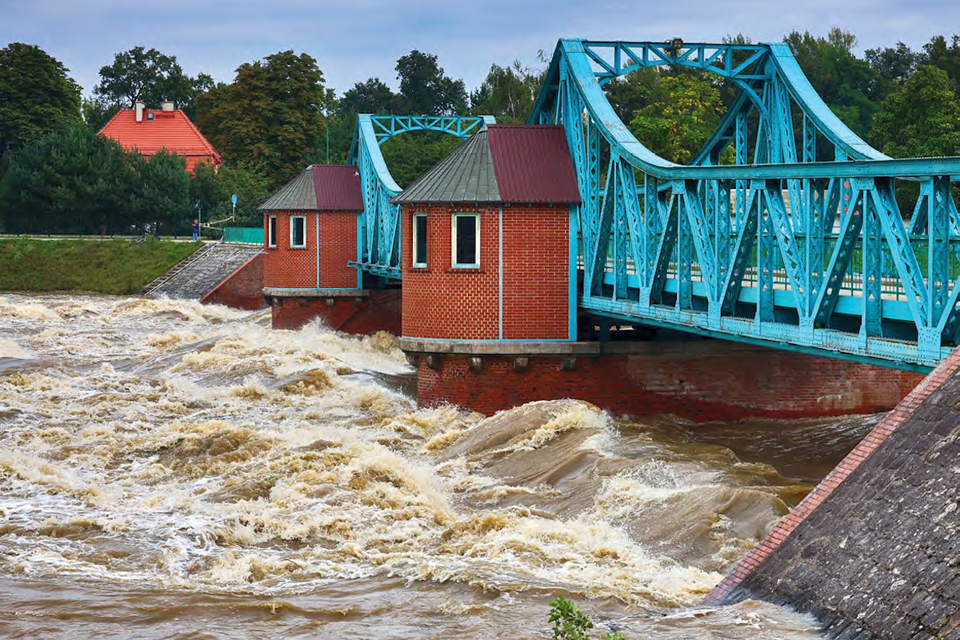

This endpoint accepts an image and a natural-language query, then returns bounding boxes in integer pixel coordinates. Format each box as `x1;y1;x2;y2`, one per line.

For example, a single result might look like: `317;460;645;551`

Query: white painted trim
412;212;428;267
290;215;307;248
267;215;277;248
451;211;480;268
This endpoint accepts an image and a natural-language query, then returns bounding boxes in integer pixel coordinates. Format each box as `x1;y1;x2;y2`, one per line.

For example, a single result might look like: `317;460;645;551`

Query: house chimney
135;101;145;122
161;101;175;112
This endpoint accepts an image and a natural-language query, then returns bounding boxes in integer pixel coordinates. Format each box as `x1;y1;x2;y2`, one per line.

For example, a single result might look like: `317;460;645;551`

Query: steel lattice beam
528;38;960;369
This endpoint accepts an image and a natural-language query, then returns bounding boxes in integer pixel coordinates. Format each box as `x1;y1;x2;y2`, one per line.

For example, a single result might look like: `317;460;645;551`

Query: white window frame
290;215;306;248
451;212;480;268
267;215;277;248
412;213;428;268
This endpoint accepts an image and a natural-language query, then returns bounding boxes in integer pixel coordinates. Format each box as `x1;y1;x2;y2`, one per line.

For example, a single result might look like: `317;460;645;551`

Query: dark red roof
311;164;364;211
99;109;220;163
487;125;581;203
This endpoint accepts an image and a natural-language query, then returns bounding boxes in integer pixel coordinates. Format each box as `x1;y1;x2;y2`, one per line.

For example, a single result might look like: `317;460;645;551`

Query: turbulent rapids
0;294;834;638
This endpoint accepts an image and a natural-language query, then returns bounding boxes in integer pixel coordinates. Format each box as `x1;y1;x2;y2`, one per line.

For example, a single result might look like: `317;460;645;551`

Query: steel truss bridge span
531;39;960;370
348;114;496;280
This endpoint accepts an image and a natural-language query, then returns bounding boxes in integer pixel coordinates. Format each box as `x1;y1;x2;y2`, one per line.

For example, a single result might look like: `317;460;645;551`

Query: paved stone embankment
144;243;262;300
704;347;960;639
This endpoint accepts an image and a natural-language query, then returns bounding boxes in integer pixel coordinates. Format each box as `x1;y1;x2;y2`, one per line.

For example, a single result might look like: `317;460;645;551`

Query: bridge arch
347;114;496;279
527;38;960;369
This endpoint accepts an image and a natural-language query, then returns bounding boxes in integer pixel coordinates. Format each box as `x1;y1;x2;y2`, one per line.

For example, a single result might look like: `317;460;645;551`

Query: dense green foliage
0;238;201;294
190;161;271;227
0;123;263;236
548;597;624;640
871;65;960;157
85;46;214;130
2;30;960;237
628;73;726;164
0;43;82;153
193;50;327;188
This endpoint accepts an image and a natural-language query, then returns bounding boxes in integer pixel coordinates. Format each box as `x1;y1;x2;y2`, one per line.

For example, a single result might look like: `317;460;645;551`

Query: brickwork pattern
200;253;267;310
401;204;570;341
703;347;960;640
414;340;924;421
401;204;500;340
502;205;569;339
262;210;358;290
271;290;401;335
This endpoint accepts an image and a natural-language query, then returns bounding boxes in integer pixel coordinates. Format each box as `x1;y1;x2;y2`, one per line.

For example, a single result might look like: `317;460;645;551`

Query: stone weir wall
401;338;924;422
266;288;401;335
703;347;960;639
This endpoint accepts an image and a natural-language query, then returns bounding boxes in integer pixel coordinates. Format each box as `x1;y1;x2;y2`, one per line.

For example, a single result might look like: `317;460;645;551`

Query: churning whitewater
0;294;824;638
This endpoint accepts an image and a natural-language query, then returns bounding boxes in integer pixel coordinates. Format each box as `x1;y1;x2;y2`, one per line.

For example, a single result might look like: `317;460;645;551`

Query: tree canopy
0;43;81;154
193;50;327;189
628;72;725;164
5;31;960;236
871;64;960;158
395;50;467;116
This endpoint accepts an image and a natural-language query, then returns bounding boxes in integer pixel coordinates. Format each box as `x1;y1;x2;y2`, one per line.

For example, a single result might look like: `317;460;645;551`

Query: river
0;294;875;638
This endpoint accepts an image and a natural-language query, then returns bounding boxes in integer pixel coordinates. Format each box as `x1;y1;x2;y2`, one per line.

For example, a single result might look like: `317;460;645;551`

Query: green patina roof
259;165;317;211
393;128;500;204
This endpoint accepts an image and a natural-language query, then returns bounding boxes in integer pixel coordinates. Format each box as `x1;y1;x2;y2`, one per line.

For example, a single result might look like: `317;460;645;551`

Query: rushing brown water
0;294;849;638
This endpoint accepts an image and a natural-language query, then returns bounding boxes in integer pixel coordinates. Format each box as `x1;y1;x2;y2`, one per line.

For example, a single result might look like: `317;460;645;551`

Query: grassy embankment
0;238;202;294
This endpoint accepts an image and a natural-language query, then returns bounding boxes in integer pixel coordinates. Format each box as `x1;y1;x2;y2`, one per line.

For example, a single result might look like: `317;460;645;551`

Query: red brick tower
261;164;400;333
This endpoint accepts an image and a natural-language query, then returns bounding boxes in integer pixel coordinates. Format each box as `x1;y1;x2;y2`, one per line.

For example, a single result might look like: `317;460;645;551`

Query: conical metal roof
393;128;500;204
259;165;364;211
392;125;581;205
259;166;317;210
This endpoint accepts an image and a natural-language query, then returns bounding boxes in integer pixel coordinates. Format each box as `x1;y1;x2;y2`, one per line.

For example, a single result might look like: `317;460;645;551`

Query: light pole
310;102;329;164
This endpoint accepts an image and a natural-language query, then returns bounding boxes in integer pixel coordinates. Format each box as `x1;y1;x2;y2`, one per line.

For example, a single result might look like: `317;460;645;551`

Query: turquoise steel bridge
348;39;960;372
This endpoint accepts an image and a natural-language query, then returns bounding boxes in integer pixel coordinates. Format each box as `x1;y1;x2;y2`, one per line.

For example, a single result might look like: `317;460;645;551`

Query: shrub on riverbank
0;238;202;294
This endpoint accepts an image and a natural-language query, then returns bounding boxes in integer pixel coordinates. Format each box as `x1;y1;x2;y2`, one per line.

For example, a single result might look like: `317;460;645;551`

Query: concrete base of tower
399;336;925;422
265;287;401;334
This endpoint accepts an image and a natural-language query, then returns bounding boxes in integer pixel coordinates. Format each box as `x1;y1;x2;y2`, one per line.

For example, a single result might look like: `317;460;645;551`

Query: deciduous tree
94;46;208;114
870;64;960;158
470;61;541;123
628;73;725;164
395;50;467;116
193;50;327;188
784;29;879;137
0;43;81;153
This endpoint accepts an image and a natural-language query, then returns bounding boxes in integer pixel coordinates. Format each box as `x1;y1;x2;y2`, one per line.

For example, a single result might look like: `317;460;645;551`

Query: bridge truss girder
532;39;960;370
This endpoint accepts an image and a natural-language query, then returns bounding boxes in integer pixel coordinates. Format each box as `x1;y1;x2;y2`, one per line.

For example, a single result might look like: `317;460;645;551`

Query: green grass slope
0;238;203;295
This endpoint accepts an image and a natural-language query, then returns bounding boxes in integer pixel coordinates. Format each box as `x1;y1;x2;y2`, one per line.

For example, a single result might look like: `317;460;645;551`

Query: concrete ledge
263;287;369;299
399;338;662;356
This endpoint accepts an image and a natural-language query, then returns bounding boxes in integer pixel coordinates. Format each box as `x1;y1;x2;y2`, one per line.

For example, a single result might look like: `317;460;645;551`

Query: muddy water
0;294;838;638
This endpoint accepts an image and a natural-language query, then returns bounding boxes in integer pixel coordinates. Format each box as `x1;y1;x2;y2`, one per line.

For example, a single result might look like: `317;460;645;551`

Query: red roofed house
98;101;221;172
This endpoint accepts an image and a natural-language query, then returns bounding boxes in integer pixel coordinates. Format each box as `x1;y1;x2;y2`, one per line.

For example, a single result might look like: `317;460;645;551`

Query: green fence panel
223;227;264;244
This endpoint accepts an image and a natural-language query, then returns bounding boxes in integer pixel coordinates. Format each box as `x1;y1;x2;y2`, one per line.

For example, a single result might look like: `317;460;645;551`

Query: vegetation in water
0;237;201;294
549;596;625;640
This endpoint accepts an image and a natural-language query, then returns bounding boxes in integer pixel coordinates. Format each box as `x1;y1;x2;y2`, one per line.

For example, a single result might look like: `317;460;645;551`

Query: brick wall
502;205;569;340
401;203;570;340
200;252;267;310
271;290;401;334
401;204;500;339
262;210;358;290
413;340;925;421
703;347;960;639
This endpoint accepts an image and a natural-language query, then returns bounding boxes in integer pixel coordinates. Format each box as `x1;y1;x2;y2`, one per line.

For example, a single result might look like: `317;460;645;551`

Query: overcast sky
2;0;958;99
